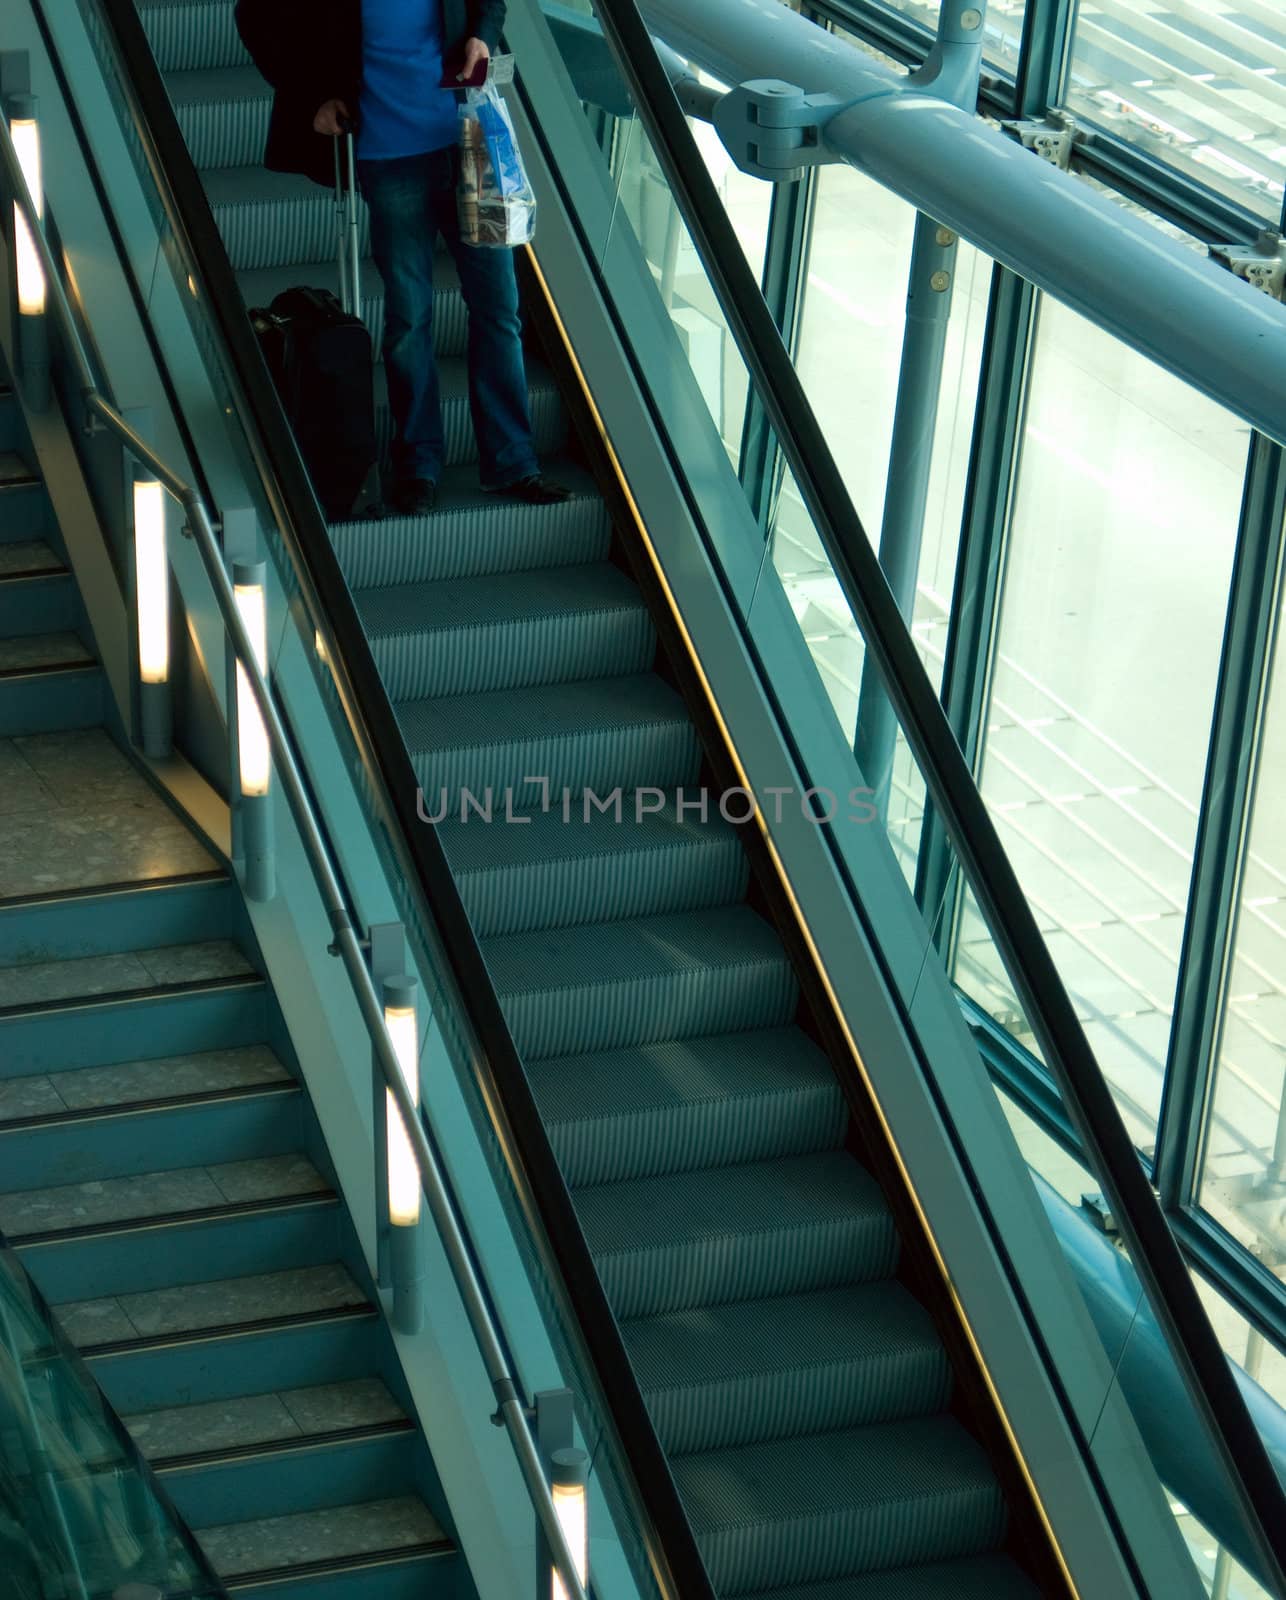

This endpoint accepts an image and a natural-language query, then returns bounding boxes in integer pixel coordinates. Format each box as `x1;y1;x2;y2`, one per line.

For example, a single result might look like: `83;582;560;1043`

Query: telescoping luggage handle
332;129;362;319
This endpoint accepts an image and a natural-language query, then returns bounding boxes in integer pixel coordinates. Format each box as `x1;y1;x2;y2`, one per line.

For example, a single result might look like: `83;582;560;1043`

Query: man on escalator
235;0;570;516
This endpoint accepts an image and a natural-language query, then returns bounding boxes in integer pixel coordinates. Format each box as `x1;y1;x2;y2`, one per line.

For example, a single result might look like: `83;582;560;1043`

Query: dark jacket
235;0;507;186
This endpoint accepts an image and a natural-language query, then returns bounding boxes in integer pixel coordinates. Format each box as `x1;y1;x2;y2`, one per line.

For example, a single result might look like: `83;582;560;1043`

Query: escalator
4;0;1285;1596
129;5;1058;1597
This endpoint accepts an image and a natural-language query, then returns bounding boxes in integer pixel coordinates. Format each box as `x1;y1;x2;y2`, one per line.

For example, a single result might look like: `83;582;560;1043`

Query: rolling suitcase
250;132;379;520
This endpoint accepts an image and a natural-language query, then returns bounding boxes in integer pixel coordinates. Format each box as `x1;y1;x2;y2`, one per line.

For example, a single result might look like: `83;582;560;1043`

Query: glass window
1200;566;1286;1278
957;294;1248;1149
829;0;1026;77
1064;0;1286;222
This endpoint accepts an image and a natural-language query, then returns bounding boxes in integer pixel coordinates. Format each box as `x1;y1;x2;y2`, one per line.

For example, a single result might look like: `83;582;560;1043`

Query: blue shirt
358;0;461;160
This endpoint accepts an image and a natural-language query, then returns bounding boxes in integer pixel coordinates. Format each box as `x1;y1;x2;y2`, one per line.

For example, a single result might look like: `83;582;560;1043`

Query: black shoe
387;476;438;516
496;473;572;505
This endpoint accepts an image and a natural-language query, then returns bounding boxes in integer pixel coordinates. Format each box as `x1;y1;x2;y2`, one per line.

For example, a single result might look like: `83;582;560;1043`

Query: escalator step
357;561;654;701
484;904;797;1060
752;1553;1042;1600
169;63;270;171
139;0;245;74
623;1280;951;1454
203;165;368;273
674;1415;1007;1596
400;671;701;819
331;462;609;589
529;1026;842;1186
575;1149;897;1319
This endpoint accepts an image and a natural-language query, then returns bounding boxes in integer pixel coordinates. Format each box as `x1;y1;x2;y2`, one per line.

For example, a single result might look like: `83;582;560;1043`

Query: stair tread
398;669;690;752
0;1044;290;1125
197;1494;447;1579
0;1152;328;1238
675;1413;1002;1533
624;1281;945;1401
0;632;92;672
530;1026;836;1129
126;1377;406;1461
0;451;36;486
0;939;253;1011
58;1262;367;1349
576;1149;890;1258
483;904;790;998
357;560;645;641
0;540;63;578
754;1554;1041;1600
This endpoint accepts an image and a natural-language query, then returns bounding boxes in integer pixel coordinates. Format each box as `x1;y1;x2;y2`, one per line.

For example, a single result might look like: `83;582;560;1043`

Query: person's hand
457;37;491;81
313;98;351;136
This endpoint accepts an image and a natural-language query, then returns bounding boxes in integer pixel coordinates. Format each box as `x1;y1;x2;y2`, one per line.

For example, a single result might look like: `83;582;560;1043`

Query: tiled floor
0;729;217;897
0;940;253;1010
56;1263;367;1348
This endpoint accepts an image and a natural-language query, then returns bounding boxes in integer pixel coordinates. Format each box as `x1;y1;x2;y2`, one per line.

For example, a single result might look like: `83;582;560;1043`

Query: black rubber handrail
585;0;1286;1587
72;2;715;1596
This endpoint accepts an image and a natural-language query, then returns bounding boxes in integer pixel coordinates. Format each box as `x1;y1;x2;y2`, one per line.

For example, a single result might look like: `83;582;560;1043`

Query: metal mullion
739;163;816;530
1154;436;1286;1211
914;265;1038;944
1014;0;1076;118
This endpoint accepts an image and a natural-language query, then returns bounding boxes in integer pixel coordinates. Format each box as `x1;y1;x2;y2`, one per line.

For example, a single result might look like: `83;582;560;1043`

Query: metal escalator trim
524;241;1080;1600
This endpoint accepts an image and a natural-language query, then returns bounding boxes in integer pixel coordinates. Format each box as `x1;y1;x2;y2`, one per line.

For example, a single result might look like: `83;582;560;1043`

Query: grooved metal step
169;62;272;171
401;671;701;820
442;796;749;939
625;1280;951;1454
333;460;608;589
485;903;798;1060
530;1026;843;1188
358;560;654;701
139;0;246;73
575;1149;898;1320
675;1416;1009;1596
753;1554;1043;1600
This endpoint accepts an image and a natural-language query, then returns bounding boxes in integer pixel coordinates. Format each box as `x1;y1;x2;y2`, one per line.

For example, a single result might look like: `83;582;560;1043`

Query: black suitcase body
252;287;376;520
250;132;377;521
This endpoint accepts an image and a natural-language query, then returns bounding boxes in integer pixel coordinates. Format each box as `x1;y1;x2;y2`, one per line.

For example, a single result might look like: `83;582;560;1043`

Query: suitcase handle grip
332;131;362;318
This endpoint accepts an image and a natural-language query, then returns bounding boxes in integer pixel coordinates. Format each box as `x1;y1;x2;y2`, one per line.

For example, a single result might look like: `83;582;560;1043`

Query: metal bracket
1000;112;1080;172
712;79;862;181
1081;1192;1120;1238
1209;229;1286;302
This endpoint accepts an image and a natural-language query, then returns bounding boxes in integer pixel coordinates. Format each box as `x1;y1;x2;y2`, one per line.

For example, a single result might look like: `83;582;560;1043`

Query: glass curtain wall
1064;0;1286;222
958;294;1248;1149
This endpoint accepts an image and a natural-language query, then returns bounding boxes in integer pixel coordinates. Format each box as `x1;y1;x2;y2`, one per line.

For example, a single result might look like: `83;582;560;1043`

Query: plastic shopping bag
458;61;537;248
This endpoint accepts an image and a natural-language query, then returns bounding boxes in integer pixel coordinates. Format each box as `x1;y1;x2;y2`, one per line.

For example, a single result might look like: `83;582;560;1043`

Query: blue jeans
358;146;539;488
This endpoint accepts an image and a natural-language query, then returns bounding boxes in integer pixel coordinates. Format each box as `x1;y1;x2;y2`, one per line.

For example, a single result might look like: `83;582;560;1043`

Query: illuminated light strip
523;242;1083;1600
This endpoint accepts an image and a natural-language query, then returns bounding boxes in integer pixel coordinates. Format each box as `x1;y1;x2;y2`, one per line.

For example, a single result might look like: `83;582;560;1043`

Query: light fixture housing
383;974;421;1228
232;562;270;797
133;476;169;686
9;102;45;317
550;1448;589;1600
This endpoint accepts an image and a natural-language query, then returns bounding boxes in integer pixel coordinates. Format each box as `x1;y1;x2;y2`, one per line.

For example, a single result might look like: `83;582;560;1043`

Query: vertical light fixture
7;93;49;408
132;472;172;758
383;974;423;1334
232;560;274;900
549;1449;589;1600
